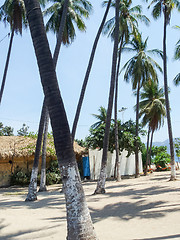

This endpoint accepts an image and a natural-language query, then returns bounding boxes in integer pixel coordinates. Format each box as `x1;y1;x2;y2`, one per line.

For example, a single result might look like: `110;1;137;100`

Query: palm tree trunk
94;0;119;194
53;0;69;66
149;128;154;166
163;7;176;180
24;0;97;238
39;106;49;192
26;0;69;200
135;81;140;178
0;26;15;105
26;98;47;201
144;126;150;175
71;0;112;141
114;35;123;181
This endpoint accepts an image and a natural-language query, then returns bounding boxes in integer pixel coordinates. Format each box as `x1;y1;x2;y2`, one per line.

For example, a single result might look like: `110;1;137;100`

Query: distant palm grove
1;0;180;239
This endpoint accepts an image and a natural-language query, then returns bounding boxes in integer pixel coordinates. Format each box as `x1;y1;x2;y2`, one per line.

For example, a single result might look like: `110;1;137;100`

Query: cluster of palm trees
1;0;180;239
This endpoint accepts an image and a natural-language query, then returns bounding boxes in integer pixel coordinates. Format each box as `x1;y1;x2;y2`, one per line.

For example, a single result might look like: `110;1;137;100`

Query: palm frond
173;73;180;86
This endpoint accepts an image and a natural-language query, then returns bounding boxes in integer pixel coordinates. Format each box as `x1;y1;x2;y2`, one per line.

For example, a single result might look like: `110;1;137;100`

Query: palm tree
26;99;47;201
44;0;92;46
0;0;27;104
24;0;97;238
71;0;112;141
103;0;149;181
26;0;92;200
94;0;120;194
147;0;180;180
121;33;163;177
91;106;107;129
26;0;70;201
139;81;166;174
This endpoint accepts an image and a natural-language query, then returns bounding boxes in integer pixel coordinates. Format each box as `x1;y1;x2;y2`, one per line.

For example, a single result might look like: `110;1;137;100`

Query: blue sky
0;0;180;143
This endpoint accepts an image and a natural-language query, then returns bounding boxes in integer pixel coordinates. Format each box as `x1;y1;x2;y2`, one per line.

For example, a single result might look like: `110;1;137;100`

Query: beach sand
1;171;180;240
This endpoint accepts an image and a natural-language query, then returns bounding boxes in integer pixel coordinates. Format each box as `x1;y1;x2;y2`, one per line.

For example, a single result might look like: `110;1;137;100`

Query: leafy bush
10;159;61;186
46;172;61;185
10;168;31;186
153;151;170;169
46;159;61;185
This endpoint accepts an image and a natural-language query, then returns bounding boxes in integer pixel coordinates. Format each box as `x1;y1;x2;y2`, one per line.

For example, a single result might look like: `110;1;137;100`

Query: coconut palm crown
91;106;108;129
121;33;163;89
44;0;92;45
103;0;149;42
139;81;166;131
173;25;180;85
0;0;27;34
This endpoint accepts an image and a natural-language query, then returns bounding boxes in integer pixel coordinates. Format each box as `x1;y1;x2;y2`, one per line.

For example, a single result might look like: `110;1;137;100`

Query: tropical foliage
85;116;144;157
151;146;170;169
174;138;180;160
44;0;92;45
0;122;14;136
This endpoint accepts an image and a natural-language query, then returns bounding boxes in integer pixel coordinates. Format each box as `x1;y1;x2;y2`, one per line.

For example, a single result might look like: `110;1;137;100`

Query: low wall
0;156;53;187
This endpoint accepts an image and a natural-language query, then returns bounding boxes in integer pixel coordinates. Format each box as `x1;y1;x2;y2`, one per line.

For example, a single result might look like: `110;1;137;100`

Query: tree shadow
88;182;180;223
0;224;60;240
135;233;180;240
0;189;66;210
90;199;180;223
0;219;7;232
103;184;180;200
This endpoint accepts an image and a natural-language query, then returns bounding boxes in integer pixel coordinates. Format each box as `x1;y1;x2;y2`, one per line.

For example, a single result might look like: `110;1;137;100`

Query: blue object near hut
82;156;90;177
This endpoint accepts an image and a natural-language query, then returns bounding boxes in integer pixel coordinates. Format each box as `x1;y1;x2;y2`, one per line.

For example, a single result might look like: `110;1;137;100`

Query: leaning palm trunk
38;0;69;191
26;99;47;201
39;106;49;192
144;126;150;175
114;35;123;181
24;0;97;238
94;0;119;194
148;128;154;166
26;0;69;200
0;26;14;105
163;7;176;180
135;81;140;178
114;73;120;181
71;0;112;141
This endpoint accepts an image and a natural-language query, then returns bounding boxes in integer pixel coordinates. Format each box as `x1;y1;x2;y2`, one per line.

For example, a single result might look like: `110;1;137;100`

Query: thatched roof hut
0;136;87;187
0;136;86;160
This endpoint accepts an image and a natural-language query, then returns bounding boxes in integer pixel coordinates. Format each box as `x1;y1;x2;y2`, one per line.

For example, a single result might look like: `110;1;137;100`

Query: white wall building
88;149;143;180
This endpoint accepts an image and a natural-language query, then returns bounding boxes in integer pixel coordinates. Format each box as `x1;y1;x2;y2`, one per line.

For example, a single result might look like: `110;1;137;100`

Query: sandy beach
1;171;180;240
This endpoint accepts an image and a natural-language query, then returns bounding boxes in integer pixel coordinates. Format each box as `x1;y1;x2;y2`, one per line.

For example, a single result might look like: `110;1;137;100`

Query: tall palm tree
94;0;119;194
26;0;70;201
0;0;27;104
44;0;92;46
71;0;112;140
103;0;149;181
147;0;180;180
26;0;92;200
24;0;97;238
121;33;163;177
139;81;166;174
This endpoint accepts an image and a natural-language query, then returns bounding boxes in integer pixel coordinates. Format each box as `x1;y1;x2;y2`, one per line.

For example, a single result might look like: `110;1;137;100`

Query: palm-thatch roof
0;136;86;160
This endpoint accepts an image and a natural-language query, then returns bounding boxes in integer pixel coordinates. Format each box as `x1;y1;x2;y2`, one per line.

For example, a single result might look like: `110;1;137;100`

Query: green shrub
46;172;61;185
10;168;31;186
46;159;61;185
153;152;170;169
10;159;61;186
